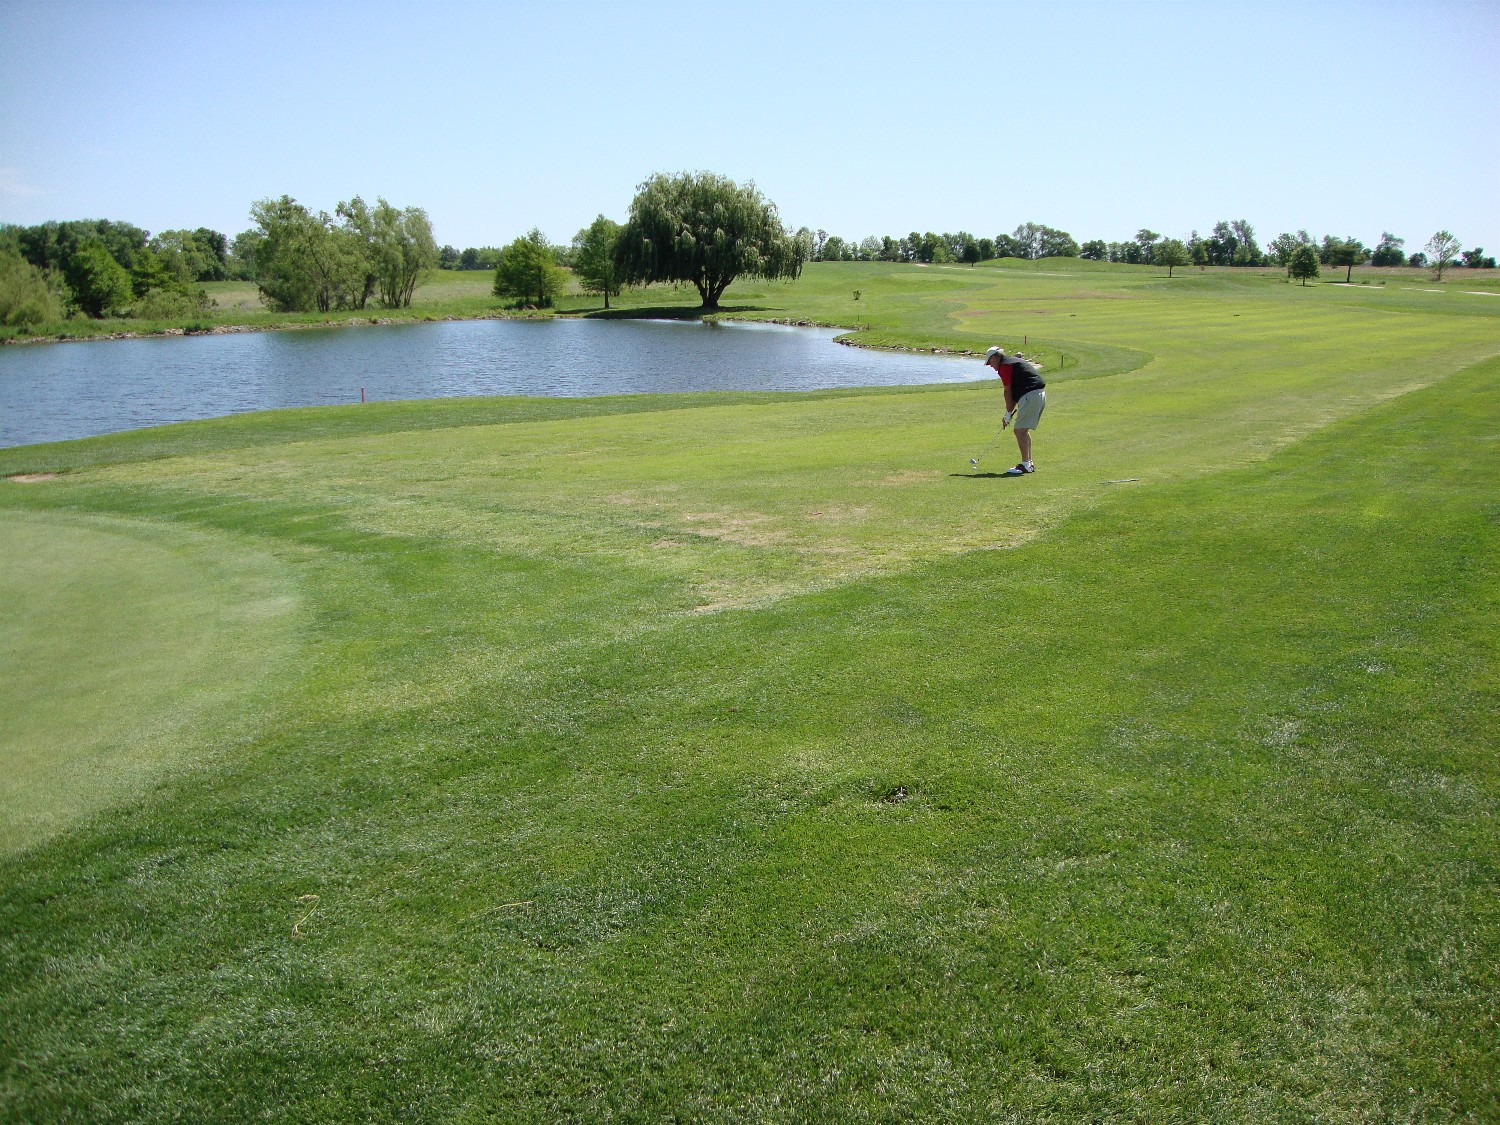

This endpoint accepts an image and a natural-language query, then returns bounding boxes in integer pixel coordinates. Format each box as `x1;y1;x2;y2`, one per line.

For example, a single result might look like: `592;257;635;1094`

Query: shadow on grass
949;471;1022;479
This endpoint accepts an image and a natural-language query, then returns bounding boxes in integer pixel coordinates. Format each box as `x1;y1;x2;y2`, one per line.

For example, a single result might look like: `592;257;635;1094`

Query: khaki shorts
1013;389;1046;430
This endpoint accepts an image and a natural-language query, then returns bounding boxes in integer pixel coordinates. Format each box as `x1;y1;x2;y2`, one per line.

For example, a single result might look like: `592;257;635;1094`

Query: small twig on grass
292;894;320;938
469;900;534;921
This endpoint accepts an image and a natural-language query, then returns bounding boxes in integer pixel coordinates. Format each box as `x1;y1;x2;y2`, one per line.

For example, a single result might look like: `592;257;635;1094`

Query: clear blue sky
2;0;1496;256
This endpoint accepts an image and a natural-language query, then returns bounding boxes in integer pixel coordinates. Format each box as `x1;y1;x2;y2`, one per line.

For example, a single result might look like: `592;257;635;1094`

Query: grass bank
1;261;1497;1121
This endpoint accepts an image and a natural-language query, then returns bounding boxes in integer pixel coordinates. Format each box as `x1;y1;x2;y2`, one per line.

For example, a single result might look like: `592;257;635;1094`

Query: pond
0;318;981;448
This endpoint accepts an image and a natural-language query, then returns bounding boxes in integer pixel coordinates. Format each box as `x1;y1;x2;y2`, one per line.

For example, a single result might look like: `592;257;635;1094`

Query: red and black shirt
998;357;1046;399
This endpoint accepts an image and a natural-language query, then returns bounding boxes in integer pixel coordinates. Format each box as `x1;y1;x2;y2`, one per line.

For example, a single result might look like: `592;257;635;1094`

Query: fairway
2;261;1497;1122
0;512;300;854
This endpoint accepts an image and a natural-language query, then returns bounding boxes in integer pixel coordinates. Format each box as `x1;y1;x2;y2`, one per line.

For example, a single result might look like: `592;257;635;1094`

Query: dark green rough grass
2;330;1496;1121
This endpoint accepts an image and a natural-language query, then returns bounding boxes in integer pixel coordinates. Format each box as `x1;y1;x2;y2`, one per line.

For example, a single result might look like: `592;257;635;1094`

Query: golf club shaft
971;427;1007;466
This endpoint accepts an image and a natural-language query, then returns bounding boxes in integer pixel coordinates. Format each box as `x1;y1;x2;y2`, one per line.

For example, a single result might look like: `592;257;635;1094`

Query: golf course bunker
0;511;302;854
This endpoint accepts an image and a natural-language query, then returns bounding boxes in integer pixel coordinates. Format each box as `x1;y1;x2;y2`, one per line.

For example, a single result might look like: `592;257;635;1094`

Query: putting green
0;510;301;854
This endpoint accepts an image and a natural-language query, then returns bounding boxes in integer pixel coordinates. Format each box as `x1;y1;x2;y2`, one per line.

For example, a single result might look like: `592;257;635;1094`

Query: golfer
984;346;1046;475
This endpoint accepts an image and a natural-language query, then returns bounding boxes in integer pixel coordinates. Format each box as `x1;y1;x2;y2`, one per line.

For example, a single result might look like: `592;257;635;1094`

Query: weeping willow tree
613;172;807;310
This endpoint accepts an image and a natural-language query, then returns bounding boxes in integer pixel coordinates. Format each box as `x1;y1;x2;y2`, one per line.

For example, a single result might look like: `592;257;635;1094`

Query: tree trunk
699;278;731;310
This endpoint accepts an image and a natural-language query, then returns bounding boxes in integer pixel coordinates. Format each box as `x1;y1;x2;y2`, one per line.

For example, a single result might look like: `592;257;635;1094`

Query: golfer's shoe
1002;462;1035;476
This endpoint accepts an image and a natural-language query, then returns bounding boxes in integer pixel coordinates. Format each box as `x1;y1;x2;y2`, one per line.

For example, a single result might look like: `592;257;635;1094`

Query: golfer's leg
1016;428;1033;464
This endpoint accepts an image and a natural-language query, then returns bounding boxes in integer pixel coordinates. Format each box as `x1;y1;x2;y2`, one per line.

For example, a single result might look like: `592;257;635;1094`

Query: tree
1039;226;1079;258
0;248;66;328
1207;221;1238;266
1134;229;1160;264
1370;231;1405;267
493;229;566;308
572;214;623;308
1230;220;1262;265
1206;220;1264;266
1408;252;1428;268
1424;231;1461;280
1269;231;1311;271
614;172;806;309
1325;236;1368;281
793;227;815;266
1012;222;1043;259
1079;239;1107;261
332;197;381;309
1156;238;1189;277
149;228;228;281
1289;244;1320;286
249;195;366;313
63;240;133;316
228;229;263;280
370;199;437;308
128;247;189;298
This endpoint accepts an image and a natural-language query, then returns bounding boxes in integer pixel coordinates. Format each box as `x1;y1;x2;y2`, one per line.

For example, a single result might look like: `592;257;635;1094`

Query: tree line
0;197;437;329
3;175;1492;332
0;220;228;327
808;219;1493;277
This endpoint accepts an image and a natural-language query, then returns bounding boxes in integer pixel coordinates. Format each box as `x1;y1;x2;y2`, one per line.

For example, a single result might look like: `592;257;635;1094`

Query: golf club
968;416;1011;470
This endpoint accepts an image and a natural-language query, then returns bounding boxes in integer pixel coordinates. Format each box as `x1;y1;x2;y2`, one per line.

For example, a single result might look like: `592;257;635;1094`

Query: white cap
984;346;1005;363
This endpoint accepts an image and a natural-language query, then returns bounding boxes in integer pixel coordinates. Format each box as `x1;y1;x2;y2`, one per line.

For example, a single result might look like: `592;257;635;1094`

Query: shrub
131;287;215;320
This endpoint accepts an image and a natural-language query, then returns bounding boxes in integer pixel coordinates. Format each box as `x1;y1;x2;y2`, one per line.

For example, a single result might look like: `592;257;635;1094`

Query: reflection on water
0;318;981;448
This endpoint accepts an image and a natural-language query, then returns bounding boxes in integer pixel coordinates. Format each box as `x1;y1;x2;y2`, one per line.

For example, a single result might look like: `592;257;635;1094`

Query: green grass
0;512;301;853
1;262;1497;1121
5;256;1496;344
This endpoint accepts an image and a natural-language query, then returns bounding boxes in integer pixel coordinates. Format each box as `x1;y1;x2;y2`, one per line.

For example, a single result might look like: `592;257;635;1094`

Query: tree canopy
63;241;132;317
1424;231;1461;281
614;172;806;310
1370;232;1406;267
248;195;436;313
1323;236;1368;282
1290;245;1320;286
1156;238;1189;277
492;229;567;308
571;215;623;309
